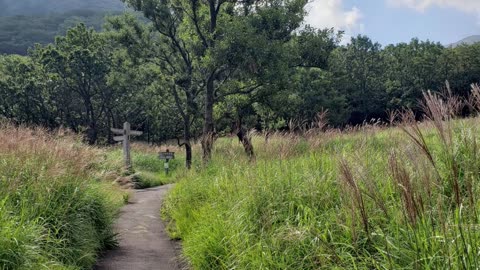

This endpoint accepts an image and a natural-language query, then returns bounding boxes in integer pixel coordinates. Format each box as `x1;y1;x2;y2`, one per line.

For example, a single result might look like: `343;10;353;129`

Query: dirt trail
95;184;181;270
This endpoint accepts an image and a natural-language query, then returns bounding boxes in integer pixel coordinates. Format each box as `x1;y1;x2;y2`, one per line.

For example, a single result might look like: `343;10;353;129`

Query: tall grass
163;85;480;269
102;142;182;188
0;123;126;270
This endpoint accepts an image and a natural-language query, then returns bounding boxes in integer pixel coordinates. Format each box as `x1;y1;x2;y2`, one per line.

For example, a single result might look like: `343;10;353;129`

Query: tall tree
443;43;480;97
382;39;444;110
123;0;307;161
0;54;57;126
330;35;385;124
37;24;113;144
106;14;200;168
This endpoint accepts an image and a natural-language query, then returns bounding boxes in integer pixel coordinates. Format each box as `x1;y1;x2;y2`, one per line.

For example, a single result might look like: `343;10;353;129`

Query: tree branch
215;83;262;100
176;137;187;147
190;0;209;49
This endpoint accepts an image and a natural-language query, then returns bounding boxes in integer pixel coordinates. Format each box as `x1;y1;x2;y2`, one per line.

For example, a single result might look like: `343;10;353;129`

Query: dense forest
1;0;480;166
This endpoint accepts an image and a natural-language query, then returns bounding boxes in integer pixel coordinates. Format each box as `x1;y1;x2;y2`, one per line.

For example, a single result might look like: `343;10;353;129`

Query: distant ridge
0;0;127;54
0;0;126;16
450;35;480;47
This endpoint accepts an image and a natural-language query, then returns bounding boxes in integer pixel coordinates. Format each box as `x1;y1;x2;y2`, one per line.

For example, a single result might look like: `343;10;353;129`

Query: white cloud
388;0;480;17
304;0;364;41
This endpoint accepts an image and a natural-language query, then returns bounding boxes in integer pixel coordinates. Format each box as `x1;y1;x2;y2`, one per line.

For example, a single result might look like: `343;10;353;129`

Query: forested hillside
0;0;124;54
0;0;124;16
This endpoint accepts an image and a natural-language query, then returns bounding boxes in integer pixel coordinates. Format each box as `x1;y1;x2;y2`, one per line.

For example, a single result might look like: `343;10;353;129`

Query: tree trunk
85;99;97;145
202;75;215;162
185;141;192;169
86;124;97;145
235;117;255;161
107;109;114;144
183;117;193;169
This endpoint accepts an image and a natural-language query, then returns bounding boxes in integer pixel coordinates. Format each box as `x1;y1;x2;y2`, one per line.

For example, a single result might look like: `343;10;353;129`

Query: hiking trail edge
95;184;181;270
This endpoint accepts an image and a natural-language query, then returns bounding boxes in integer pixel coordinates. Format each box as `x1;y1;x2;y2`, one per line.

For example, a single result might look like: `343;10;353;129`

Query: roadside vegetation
3;0;480;268
163;86;480;269
103;143;182;188
0;123;128;270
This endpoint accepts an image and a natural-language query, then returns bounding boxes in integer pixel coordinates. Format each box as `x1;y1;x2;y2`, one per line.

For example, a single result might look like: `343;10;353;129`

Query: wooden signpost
111;122;143;168
159;149;175;175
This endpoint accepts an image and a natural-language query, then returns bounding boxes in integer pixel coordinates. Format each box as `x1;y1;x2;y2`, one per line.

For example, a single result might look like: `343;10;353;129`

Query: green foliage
329;35;386;123
36;24;114;144
0;21;178;145
382;39;445;109
133;152;181;188
123;0;310;160
103;147;181;188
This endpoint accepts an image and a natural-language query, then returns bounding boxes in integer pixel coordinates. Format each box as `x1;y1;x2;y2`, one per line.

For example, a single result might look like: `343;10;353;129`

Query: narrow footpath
95;184;180;270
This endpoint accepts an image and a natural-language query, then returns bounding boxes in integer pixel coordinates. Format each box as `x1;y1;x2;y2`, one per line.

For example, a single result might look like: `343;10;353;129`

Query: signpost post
159;149;175;175
111;122;143;169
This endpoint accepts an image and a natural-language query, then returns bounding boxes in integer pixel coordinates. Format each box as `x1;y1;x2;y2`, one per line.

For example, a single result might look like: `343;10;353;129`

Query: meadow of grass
163;88;480;269
0;123;127;270
103;143;182;188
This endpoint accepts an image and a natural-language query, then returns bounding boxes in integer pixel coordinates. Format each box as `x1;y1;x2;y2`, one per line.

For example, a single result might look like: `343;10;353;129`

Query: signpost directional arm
130;130;143;136
111;128;124;134
113;136;124;142
111;122;143;169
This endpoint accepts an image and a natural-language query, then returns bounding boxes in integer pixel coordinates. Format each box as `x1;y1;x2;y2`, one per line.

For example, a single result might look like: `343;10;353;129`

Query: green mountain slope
0;0;125;16
0;0;126;55
450;35;480;47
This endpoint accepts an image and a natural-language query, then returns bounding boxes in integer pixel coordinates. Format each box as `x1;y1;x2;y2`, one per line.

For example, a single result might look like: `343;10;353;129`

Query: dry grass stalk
400;110;439;177
468;84;480;112
421;90;456;146
352;157;390;220
387;109;400;126
0;122;104;187
339;159;370;238
313;109;329;131
402;87;467;207
288;118;308;135
388;151;423;224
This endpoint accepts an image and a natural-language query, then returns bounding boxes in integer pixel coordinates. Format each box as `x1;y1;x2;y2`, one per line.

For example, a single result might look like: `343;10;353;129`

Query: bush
0;124;126;270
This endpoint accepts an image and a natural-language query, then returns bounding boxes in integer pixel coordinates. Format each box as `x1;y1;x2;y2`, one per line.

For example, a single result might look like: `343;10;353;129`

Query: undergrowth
0;124;127;270
103;144;181;188
163;86;480;269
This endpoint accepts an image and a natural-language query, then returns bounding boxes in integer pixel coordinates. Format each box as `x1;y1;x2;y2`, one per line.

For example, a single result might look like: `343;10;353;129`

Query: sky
304;0;480;46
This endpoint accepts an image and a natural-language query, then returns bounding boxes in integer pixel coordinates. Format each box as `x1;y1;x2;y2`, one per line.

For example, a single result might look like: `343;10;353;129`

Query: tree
382;39;445;110
123;0;308;161
330;35;386;124
0;54;57;126
106;14;201;168
442;43;480;97
37;24;113;144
